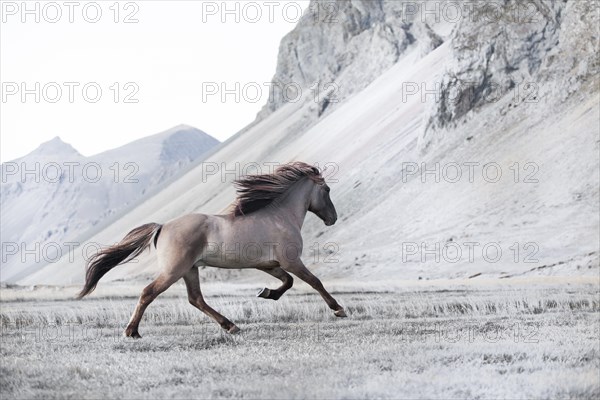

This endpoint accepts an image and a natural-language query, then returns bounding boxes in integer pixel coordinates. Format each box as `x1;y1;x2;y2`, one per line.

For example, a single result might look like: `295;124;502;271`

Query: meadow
1;283;599;399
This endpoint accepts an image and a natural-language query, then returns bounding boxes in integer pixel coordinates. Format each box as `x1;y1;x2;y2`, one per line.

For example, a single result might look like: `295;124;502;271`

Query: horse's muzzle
324;218;336;226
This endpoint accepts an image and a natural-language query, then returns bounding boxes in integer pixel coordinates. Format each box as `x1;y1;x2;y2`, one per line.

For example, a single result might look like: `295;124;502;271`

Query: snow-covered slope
1;125;219;282
18;0;599;285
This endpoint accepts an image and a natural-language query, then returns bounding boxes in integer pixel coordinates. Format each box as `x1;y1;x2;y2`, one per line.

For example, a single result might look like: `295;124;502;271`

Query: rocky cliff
256;0;448;121
424;0;599;145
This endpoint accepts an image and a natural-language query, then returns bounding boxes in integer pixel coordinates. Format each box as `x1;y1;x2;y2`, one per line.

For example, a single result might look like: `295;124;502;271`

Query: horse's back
157;213;218;249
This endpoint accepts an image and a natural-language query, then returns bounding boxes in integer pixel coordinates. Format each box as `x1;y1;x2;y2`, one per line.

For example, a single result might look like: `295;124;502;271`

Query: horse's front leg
256;266;294;300
280;259;346;317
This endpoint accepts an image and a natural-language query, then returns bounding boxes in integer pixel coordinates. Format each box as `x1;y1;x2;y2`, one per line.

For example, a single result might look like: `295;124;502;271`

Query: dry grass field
1;283;599;399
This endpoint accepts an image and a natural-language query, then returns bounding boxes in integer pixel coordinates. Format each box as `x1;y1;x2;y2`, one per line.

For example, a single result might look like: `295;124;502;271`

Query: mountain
25;136;82;158
17;0;599;286
256;1;450;127
1;125;219;282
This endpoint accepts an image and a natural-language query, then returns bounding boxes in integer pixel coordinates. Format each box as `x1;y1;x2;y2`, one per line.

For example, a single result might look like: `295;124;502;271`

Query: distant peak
163;124;203;136
30;136;81;158
159;125;220;163
158;124;218;143
172;124;195;131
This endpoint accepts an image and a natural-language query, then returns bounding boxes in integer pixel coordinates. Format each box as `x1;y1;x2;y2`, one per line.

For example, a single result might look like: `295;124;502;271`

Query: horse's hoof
334;309;347;318
124;330;142;339
257;288;271;298
228;325;241;334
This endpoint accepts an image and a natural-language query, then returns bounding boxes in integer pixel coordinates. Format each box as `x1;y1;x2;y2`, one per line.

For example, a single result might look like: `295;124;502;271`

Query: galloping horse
77;162;346;338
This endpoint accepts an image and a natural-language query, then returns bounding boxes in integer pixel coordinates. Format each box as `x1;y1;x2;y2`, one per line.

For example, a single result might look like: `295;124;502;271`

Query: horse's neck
271;179;312;228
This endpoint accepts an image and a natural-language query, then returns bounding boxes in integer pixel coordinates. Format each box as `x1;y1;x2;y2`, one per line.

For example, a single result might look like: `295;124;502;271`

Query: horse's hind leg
183;267;240;334
256;266;293;300
124;272;180;338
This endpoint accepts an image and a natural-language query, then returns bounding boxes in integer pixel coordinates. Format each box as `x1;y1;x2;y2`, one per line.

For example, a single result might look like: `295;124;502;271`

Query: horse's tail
77;223;162;299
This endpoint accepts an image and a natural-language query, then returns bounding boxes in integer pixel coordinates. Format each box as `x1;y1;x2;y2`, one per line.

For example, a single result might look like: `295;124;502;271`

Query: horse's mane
231;162;324;217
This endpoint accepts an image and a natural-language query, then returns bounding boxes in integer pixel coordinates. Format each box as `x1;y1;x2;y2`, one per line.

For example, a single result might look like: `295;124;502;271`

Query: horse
77;161;346;338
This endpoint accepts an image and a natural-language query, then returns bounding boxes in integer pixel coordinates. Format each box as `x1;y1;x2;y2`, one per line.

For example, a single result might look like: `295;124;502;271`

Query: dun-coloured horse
77;162;346;337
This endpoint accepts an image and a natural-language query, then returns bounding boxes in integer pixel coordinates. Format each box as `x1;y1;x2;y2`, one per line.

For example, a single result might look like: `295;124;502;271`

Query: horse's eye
324;186;330;193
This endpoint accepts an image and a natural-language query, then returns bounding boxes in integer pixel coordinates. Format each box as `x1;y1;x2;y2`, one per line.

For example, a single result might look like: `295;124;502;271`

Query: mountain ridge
1;125;219;282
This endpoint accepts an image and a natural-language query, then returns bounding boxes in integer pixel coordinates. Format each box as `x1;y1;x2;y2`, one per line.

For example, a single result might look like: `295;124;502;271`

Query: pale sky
0;0;308;161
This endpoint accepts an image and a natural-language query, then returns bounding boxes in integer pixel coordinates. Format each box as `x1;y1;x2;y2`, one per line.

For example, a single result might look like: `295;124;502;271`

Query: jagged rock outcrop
256;0;447;121
423;0;599;147
261;0;597;153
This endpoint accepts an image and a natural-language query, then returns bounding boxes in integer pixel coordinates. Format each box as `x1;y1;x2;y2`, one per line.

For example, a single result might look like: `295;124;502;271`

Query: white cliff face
260;0;598;138
423;0;599;144
17;0;599;285
1;125;219;282
256;0;447;121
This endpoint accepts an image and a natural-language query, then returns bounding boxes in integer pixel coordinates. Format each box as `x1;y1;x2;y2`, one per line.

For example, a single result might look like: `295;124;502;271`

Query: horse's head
308;181;337;226
232;161;338;226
